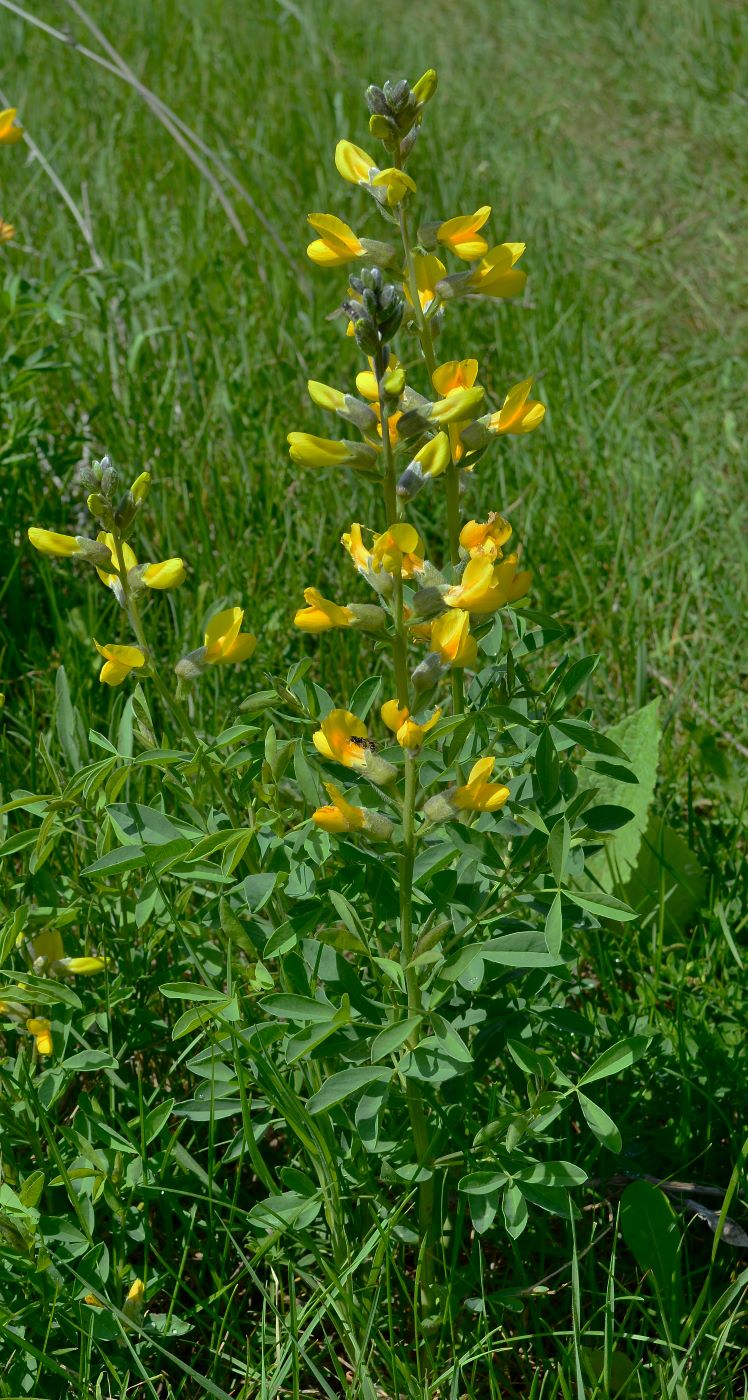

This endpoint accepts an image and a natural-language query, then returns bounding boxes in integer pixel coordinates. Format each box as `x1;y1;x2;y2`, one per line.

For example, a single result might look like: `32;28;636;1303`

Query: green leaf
349;675;382;720
585;699;660;890
544;893;563;956
307;1066;391;1116
371;1016;422;1062
535;727;559;802
548;818;571;885
55;664;85;772
62;1050;119;1071
240;872;277;912
142;1098;175;1144
82;845;148;877
503;1182;529;1239
459;1170;509;1196
576;1035;650;1088
550;655;599;714
566;890;637;921
260;993;336;1025
577;1092;622;1153
620;1180;683;1325
293;740;321;806
160;982;228;1002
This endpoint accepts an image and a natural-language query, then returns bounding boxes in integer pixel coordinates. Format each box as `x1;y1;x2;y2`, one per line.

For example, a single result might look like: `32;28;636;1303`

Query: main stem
377;351;436;1298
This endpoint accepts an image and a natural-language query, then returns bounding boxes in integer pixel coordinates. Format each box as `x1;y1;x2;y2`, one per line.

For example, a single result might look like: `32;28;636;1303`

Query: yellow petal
142;558;186;589
27;528;82;558
0;108;23;144
381;699;409;733
334;140;377;184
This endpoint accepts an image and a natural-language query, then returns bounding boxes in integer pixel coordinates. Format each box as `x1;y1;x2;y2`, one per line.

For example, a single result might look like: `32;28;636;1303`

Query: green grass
0;0;747;1395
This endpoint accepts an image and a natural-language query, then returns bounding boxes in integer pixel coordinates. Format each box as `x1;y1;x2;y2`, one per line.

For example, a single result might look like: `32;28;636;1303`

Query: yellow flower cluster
27;462;257;688
286;69;547;838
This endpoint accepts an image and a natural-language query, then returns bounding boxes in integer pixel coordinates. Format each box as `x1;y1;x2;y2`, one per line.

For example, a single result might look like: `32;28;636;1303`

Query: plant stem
378;363;411;712
397;202;465;719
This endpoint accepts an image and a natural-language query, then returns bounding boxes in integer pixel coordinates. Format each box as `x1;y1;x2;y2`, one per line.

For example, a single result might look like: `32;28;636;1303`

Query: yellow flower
404;252;445;313
28;930;64;967
313;782;393;840
61;957;108;974
94;640;147;687
341;522;372;572
489;377;545;435
26;1017;52;1056
371;167;416;207
428;385;484;425
469;243;527;298
335;139;377;184
444;555;531;614
432;359;479;397
454;756;510;812
412;69;438;106
95;532;136;584
130;471;151;503
295;587;353;633
0;218;14;244
204;608;256;665
381;699;441;750
437;206;491;261
371;523;424;577
94;533;185;590
313;709;371;769
312;782;366;833
397;432;452;500
307;213;364;267
123;1278;145;1322
27;528;84;558
141;559;186;589
0;108;23;145
288;432;377;471
460;513;513;559
430;609;477;668
307;380;347;413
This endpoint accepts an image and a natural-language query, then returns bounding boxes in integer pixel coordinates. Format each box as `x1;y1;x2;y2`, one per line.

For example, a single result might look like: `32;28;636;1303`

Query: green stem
400;752;435;1291
378;363;411;712
397;202;465;721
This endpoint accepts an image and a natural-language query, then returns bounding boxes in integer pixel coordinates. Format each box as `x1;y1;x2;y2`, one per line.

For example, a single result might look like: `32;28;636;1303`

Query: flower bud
76;536;115;567
98;456;118;496
369;113;399;145
412;651;445;692
346;603;386;631
130;471;151;503
411;585;447;619
365;85;390;117
363;810;394;842
382;366;405;398
86;492;115;528
413;68;438;106
423;793;456;825
175;647;208;680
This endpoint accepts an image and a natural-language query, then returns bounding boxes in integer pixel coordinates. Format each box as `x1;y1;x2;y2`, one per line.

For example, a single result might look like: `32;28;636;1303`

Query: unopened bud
411;585;447;619
412;68;438;106
369;113;398;145
423;793;457;825
382;366;405;398
412;651;445;692
175;648;207;681
365;84;390;117
362;810;394;841
130;471;151;503
86;492;114;527
76;536;114;567
346;603;386;632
